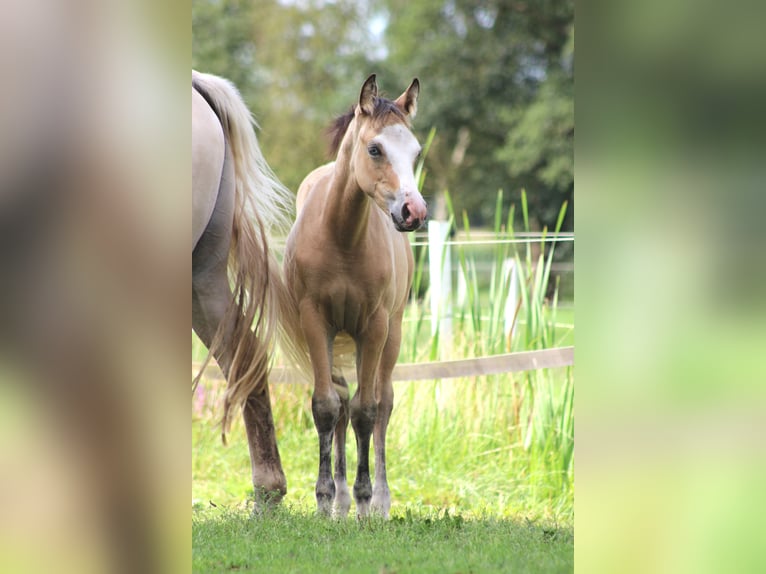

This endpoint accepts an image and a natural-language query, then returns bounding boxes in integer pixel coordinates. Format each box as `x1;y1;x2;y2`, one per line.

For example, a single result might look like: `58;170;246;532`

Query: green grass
193;369;573;519
193;190;573;572
193;505;573;573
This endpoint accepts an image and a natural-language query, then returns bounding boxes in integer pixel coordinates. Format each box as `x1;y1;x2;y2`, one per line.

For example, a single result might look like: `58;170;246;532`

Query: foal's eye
368;145;382;158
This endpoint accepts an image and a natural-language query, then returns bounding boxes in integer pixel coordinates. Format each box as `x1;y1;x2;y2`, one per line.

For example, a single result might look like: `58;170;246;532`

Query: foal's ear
395;78;420;118
358;74;378;116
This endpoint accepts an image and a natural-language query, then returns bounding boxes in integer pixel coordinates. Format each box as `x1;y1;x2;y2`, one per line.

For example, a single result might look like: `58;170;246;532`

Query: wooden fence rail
193;346;574;384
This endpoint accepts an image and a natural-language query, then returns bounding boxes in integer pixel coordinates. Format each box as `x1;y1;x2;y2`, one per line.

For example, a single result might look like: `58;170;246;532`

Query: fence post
457;263;467;308
428;220;452;356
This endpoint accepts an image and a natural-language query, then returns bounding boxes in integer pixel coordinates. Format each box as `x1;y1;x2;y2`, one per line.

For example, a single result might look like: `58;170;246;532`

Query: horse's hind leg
193;174;286;505
193;260;286;505
243;379;286;505
332;374;351;517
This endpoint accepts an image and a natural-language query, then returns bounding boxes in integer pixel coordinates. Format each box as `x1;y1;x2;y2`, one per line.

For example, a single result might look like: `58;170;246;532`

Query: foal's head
331;75;428;232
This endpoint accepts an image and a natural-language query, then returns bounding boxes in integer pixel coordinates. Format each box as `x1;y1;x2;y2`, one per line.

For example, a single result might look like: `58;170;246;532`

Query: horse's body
283;75;427;517
191;70;292;503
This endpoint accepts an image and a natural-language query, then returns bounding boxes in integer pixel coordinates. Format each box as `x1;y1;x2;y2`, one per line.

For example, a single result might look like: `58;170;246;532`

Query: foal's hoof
316;494;334;517
355;500;371;519
371;487;391;519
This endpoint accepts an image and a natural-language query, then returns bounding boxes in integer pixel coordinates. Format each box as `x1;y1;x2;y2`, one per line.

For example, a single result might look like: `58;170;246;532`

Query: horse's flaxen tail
272;250;314;383
191;70;293;439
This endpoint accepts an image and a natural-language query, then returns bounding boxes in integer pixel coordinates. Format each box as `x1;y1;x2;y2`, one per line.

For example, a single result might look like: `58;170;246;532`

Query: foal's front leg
350;312;388;518
332;374;352;517
300;301;340;515
370;315;403;518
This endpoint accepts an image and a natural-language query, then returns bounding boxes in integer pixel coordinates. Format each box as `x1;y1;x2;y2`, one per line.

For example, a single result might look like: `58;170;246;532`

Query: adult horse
192;70;292;503
282;75;427;518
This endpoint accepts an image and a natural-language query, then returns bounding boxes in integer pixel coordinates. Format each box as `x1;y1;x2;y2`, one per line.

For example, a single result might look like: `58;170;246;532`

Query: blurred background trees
192;0;573;232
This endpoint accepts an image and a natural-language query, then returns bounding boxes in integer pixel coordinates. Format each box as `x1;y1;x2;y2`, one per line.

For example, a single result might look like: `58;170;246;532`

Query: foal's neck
326;142;374;249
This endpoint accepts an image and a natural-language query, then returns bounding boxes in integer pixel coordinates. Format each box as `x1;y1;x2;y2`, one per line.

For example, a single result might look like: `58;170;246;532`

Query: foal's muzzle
390;193;428;232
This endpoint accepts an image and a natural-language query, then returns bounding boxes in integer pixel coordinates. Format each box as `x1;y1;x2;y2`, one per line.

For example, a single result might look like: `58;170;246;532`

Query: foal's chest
316;243;407;332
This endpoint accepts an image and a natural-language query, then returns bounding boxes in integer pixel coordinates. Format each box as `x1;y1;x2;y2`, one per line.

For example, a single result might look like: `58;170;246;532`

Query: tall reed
391;188;573;518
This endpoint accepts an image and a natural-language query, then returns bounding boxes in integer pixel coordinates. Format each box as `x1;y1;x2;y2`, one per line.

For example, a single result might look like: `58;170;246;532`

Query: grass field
193;193;573;572
192;354;574;573
193;505;573;573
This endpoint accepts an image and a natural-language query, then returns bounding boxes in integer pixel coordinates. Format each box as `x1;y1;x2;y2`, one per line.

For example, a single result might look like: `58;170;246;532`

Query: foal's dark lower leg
350;393;377;517
332;375;351;516
312;391;341;515
371;389;393;517
350;314;388;517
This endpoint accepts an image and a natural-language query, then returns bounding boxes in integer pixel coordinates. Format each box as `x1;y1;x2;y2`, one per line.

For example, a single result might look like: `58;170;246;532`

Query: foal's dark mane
327;97;409;157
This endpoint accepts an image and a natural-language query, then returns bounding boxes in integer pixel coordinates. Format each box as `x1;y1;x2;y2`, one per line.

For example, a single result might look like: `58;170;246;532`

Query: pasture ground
193;505;573;573
193;364;574;573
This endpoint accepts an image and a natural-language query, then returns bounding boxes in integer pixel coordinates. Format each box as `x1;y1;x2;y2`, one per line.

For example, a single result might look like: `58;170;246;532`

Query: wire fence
409;231;575;248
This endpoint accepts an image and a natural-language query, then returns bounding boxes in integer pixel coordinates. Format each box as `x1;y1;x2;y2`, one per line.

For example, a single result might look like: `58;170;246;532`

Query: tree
192;0;574;231
192;0;258;91
497;25;573;231
380;0;573;230
193;0;386;194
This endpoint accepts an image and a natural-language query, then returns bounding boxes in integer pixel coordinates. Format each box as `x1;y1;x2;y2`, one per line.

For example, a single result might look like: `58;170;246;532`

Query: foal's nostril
401;203;411;222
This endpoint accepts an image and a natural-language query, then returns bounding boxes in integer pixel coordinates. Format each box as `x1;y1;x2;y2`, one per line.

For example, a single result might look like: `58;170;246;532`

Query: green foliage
497;63;574;228
192;0;574;230
192;0;385;194
192;0;256;90
380;0;574;229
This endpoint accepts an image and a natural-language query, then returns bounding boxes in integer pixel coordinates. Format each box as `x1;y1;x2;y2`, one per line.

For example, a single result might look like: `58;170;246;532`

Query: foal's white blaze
377;124;420;193
375;124;428;230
